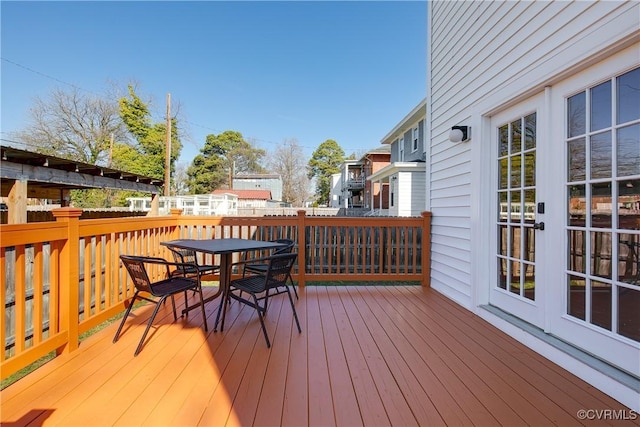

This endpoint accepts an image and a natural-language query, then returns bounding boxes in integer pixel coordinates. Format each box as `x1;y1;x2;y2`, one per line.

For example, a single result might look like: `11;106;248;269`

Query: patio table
160;238;288;331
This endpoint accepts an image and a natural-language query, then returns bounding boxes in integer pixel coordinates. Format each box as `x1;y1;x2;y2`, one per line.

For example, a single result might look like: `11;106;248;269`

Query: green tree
308;139;344;205
186;131;266;194
116;85;182;191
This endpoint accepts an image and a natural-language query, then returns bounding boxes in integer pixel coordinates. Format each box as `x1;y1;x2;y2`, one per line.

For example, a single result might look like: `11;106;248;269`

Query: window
412;126;419;152
398;136;404;161
565;66;640;342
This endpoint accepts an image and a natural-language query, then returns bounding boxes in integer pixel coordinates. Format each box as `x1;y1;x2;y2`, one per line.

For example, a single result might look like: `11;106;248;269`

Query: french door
490;94;548;328
549;62;640;378
489;54;639;377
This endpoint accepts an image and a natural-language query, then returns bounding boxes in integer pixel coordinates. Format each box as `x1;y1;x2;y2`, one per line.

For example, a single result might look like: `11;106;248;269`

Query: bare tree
267;138;310;206
16;86;128;164
172;161;190;195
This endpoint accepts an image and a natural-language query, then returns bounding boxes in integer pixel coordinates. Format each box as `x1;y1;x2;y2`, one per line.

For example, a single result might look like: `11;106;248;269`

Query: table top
161;238;287;255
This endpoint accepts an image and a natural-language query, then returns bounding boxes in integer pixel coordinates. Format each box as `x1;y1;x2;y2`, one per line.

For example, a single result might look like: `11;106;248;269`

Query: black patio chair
242;238;297;299
219;252;301;347
167;246;220;279
168;246;220;299
114;255;208;356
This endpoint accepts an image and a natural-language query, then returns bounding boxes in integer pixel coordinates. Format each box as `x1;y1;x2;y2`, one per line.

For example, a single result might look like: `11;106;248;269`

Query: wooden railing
0;209;431;380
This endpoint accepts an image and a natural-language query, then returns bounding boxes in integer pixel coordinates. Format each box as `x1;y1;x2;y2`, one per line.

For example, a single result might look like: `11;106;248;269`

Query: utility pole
109;133;113;167
164;93;171;196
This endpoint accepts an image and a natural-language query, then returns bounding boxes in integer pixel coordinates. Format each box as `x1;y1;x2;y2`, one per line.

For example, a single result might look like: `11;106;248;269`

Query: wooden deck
1;286;635;426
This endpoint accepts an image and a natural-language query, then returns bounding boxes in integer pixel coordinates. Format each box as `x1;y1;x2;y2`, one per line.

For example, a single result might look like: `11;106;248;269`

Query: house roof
212;189;272;200
380;98;427;145
233;174;281;180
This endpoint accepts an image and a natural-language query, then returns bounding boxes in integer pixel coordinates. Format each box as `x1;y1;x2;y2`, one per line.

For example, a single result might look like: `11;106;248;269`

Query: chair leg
113;291;139;343
171;295;178;321
197;285;208;332
288;274;298;299
135;297;166;356
286;287;302;333
252;293;271;348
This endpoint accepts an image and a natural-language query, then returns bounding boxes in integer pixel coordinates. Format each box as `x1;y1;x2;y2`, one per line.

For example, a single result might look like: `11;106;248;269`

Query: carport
0;145;163;224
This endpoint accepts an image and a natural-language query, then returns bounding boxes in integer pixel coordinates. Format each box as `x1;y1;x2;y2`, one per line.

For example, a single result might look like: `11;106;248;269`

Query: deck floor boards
1;286;635;427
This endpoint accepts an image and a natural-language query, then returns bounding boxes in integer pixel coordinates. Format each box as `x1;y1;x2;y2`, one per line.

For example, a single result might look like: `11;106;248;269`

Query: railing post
170;208;183;240
297;210;307;288
421;211;432;287
52;207;83;354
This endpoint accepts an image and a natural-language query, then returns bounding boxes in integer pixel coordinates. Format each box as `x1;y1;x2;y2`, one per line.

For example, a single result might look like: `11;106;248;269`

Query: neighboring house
126;194;238;216
211;189;273;209
362;145;391;210
338;158;366;209
369;99;427;216
329;173;342;208
330;146;391;212
426;1;639;410
232;174;283;202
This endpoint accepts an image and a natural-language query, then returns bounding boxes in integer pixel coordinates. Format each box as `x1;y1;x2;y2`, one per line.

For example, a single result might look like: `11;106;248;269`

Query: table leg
214;253;232;332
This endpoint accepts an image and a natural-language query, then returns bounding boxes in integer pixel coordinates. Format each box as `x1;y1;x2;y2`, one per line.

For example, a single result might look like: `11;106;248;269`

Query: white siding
427;0;639;307
397;172;426;217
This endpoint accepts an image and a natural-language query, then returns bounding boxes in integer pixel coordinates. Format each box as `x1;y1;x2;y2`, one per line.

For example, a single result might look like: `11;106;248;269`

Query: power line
2;58;370;155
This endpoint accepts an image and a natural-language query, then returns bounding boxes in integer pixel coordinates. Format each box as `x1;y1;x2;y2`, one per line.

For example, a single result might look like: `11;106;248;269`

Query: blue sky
1;1;426;165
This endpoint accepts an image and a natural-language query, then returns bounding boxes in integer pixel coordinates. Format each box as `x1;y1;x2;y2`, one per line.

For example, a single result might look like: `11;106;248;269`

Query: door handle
533;222;545;230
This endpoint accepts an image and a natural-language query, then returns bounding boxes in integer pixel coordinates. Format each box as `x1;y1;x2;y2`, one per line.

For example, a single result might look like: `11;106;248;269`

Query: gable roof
212;189;272;200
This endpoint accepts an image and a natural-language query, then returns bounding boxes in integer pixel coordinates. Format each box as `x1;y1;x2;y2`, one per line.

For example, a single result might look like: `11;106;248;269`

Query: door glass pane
498;225;508;256
524;113;536;150
510;226;521;258
524;189;536;223
618;286;640;341
617;124;640;176
568;137;586;181
524;226;535;262
617;67;640;124
591;183;611;228
568;184;586;226
567;275;586;320
590;131;611;179
524;263;535;300
511;119;522;154
510;260;521;295
498;192;508;222
568;92;586;137
591;81;611;131
510;190;521;223
591;280;612;331
510;154;521;187
498;258;507;290
498;158;508;189
524;152;536;186
499;125;509;156
618;180;640;230
568;230;586;274
591;231;612;279
618;234;640;286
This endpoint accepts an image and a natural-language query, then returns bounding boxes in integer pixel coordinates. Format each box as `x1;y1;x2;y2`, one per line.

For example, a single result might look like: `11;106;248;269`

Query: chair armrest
122;255;200;281
231;255;272;269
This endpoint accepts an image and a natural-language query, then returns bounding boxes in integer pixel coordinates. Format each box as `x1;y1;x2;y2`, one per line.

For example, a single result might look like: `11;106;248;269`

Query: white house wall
427;0;639;308
397;171;426;217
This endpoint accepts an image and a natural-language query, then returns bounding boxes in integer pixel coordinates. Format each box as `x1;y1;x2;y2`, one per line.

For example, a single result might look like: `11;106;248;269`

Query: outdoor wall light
449;126;470;143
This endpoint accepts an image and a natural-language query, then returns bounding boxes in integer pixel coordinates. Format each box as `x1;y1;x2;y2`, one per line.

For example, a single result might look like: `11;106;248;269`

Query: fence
0;209;431;380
